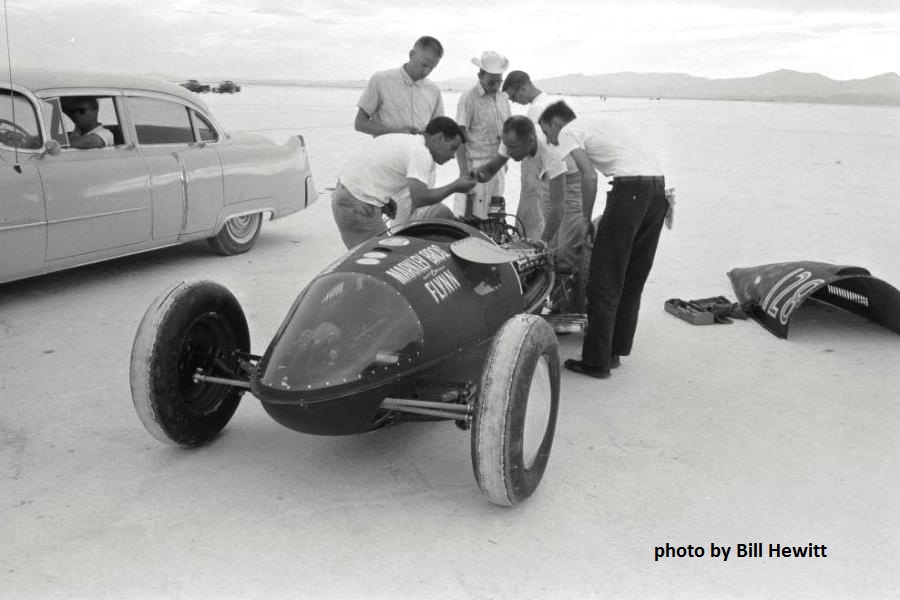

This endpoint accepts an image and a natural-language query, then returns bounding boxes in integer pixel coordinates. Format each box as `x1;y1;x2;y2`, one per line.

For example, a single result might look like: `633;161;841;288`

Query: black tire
130;280;250;447
207;213;262;255
472;314;560;506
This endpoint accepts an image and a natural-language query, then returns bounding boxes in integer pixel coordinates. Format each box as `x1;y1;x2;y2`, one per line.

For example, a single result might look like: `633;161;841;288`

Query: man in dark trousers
539;101;668;379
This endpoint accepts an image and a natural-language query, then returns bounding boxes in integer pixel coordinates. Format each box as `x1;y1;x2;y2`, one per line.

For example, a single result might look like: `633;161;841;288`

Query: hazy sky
3;0;898;81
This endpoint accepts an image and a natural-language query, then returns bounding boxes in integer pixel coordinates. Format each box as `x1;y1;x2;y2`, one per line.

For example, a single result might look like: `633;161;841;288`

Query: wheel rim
522;355;553;469
225;214;260;241
175;312;238;416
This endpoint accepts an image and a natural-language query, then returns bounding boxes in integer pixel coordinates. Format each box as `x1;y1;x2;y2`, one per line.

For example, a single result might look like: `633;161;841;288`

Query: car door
36;93;152;260
125;94;223;239
0;86;46;280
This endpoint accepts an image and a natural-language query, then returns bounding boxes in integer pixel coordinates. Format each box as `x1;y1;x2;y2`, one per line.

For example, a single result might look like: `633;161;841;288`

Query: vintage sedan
0;69;317;285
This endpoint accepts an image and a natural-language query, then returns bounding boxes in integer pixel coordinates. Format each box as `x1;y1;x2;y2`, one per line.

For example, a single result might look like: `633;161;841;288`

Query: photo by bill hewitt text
655;542;829;562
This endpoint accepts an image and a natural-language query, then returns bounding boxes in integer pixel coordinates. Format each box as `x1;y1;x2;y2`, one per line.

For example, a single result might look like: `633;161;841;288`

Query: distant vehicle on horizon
180;79;210;93
1;69;318;285
213;80;241;94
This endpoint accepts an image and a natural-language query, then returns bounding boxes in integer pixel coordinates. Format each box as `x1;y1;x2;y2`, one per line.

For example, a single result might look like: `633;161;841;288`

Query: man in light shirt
454;51;512;219
502;70;559;126
332;117;476;249
539;101;667;380
355;36;445;137
471;116;567;245
502;71;584;274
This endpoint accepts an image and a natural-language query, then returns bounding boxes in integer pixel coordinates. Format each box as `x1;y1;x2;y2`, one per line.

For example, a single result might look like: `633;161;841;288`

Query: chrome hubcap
226;214;259;240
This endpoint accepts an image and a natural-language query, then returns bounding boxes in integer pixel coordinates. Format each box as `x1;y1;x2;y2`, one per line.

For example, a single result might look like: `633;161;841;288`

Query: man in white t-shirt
332;116;476;248
539;101;667;380
62;97;114;149
471;116;567;245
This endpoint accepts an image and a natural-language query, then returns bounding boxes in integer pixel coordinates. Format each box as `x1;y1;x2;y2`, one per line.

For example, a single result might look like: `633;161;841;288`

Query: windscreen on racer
258;273;424;391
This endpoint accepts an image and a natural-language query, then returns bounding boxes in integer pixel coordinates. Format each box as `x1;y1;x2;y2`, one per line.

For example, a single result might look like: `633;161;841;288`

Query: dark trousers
582;177;668;367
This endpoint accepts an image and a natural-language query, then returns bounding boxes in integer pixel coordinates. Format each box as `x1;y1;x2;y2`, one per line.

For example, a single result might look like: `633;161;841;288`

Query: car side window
128;96;194;145
190;110;218;142
0;90;42;150
53;96;122;148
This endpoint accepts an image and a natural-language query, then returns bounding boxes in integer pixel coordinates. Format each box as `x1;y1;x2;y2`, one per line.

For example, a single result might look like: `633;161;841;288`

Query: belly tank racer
130;218;563;506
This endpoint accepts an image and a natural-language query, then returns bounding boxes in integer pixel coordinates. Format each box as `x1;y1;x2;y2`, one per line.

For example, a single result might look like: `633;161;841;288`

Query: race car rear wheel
130;280;250;447
208;213;263;255
472;314;560;506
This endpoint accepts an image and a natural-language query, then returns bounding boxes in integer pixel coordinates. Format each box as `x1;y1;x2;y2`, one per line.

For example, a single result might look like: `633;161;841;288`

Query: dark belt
612;175;664;183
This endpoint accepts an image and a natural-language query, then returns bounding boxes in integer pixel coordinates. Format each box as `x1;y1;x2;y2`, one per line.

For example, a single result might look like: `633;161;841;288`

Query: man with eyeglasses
62;97;113;149
453;51;512;219
503;71;585;283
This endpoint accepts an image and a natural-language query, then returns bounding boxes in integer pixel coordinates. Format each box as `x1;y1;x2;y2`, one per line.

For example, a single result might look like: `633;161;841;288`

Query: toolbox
664;298;719;325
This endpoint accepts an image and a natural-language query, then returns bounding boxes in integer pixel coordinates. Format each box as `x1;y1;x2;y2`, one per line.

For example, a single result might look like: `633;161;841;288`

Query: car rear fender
211;205;273;235
217;134;316;218
285;135;317;210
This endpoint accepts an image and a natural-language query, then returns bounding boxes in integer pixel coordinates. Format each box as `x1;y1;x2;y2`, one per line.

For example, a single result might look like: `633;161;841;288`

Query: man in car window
62;97;114;149
332;116;476;249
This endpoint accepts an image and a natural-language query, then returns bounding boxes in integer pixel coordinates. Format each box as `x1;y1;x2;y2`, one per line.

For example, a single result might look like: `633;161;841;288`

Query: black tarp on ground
727;261;900;339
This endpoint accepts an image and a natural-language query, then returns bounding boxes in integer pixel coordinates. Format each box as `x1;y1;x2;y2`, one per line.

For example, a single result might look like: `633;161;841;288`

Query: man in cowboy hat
453;50;512;219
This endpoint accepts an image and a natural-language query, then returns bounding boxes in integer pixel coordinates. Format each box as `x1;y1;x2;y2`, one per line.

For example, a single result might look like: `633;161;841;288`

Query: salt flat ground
1;87;899;599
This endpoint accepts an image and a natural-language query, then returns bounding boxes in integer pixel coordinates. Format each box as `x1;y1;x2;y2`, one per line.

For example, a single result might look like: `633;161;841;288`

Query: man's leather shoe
564;359;611;379
611;355;621;368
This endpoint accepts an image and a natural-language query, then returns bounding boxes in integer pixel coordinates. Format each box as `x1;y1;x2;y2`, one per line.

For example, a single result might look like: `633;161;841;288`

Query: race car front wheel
472;314;560;506
208;213;263;255
130;280;250;447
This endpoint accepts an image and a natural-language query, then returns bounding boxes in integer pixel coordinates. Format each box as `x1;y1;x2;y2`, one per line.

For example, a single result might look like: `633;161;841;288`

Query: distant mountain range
441;69;900;106
177;70;900;107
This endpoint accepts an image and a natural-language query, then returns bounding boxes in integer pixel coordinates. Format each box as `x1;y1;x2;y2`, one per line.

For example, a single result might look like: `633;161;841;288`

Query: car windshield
0;90;42;149
259;272;423;392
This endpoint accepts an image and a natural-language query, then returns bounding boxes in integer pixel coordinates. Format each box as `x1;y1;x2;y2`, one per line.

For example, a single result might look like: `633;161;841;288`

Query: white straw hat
471;51;509;74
